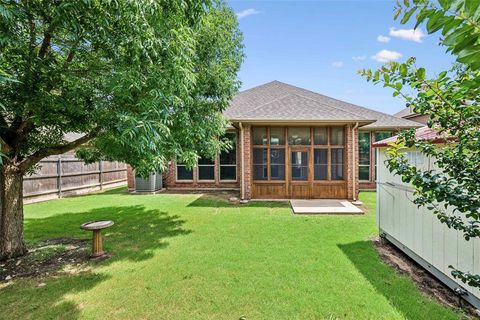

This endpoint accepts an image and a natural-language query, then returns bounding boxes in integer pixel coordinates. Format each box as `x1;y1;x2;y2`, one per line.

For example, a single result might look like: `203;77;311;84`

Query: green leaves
363;0;480;288
0;0;244;175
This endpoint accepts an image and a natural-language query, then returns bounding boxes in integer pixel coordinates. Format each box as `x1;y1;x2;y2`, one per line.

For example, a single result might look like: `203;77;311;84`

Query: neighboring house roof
394;106;418;119
224;81;422;129
372;126;453;147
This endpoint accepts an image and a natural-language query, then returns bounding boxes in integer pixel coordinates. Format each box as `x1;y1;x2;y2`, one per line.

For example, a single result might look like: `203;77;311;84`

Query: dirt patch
372;237;478;317
0;238;91;282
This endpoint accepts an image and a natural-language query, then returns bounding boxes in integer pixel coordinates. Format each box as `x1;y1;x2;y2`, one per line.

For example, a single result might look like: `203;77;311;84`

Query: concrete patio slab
290;199;364;214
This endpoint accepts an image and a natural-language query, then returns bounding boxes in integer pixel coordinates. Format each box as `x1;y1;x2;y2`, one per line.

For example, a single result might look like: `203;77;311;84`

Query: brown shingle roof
394;107;417;119
225;81;422;129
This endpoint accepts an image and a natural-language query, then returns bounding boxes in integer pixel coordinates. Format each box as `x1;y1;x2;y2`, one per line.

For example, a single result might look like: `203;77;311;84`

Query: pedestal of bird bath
80;220;114;258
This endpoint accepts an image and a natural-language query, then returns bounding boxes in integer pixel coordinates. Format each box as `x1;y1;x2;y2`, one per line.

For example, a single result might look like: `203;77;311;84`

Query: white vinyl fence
376;147;480;308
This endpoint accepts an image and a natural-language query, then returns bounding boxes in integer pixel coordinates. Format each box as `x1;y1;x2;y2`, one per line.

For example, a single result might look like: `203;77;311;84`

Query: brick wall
345;125;359;200
241;124;252;200
162;130;241;191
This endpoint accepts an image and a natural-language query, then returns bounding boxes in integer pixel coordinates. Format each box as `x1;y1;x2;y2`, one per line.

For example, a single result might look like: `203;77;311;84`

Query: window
314;127;328;145
270;149;285;180
314;149;328;180
253;127;267;145
252;127;286;181
177;163;193;181
220;133;237;181
291;151;308;181
313;126;345;181
331;127;344;145
288;127;310;145
375;131;392;142
198;158;215;181
253;148;268;180
331;148;344;180
270;127;285;145
358;132;371;181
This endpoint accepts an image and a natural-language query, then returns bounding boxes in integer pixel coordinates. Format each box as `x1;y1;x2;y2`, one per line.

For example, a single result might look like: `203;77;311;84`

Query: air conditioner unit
134;172;163;192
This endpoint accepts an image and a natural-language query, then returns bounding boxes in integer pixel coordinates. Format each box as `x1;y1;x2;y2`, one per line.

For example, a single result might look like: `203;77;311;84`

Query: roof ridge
239;93;294;118
288;92;372;121
237;80;279;94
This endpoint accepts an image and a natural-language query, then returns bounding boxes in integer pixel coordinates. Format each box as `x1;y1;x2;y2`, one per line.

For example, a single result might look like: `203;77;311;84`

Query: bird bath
80;220;114;258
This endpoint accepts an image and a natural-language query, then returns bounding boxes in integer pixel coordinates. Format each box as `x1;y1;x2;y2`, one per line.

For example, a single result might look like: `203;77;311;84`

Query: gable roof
224;81;422;129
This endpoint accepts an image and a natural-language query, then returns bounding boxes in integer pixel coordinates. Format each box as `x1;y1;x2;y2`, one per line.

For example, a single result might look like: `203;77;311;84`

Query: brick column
242;124;252;200
346;125;359;200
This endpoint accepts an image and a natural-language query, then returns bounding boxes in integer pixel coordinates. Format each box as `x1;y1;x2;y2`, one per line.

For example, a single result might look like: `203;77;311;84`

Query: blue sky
228;0;454;115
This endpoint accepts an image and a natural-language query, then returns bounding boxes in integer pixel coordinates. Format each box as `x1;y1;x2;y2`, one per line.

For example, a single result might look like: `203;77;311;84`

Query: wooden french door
289;148;310;198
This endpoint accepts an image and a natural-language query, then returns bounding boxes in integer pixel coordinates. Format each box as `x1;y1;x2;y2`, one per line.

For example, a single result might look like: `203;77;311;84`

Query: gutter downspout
352;122;359;201
239;122;245;200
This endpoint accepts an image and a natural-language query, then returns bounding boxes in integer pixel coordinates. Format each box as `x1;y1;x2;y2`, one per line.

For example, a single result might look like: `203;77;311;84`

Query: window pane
177;165;193;180
198;166;214;180
314;127;328;145
331;149;344;180
220;133;236;165
359;132;371;165
375;131;392;142
220;166;236;180
270;149;285;180
359;166;370;181
291;151;308;181
253;148;268;180
314;149;327;180
253;148;267;164
253;165;268;180
270;127;285;145
288;127;310;145
331;127;344;145
253;127;267;145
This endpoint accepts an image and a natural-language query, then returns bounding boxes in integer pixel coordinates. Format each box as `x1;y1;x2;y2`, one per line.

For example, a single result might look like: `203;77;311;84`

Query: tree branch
38;29;53;59
18;130;99;171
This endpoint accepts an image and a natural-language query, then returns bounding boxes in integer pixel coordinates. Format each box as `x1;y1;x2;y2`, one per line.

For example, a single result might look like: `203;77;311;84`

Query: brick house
129;81;420;200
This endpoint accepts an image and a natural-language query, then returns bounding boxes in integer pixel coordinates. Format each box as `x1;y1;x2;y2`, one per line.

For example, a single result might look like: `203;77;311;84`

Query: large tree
0;0;244;259
362;0;480;287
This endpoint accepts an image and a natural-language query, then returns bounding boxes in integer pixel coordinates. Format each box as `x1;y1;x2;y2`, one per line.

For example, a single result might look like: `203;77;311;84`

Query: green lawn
0;189;464;319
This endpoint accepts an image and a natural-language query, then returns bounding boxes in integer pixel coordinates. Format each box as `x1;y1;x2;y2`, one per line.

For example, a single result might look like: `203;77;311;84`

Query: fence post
57;158;62;198
99;160;103;190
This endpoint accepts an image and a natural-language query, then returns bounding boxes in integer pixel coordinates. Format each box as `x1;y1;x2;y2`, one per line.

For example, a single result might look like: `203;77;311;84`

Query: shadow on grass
0;272;110;319
187;193;290;208
338;241;461;320
0;205;191;318
25;205;191;262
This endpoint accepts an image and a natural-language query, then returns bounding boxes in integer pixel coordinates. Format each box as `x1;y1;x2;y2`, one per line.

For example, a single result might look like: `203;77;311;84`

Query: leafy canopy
0;0;244;175
362;0;480;287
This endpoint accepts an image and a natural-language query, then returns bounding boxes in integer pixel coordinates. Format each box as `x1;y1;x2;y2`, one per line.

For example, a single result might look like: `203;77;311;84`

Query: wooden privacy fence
23;157;127;204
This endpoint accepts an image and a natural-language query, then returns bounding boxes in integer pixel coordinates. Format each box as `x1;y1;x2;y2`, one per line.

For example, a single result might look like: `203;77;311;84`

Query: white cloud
377;35;391;43
352;55;367;61
332;61;344;68
371;49;403;63
389;27;426;43
236;8;260;20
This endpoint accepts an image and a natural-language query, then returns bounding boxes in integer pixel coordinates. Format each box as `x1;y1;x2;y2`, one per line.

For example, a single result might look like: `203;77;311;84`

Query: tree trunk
0;164;27;260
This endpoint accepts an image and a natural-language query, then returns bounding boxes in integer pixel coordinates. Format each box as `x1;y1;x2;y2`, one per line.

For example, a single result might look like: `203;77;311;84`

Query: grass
0;189;465;319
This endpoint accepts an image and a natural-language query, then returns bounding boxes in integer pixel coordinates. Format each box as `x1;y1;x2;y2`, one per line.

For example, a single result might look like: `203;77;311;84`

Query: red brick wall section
345;125;359;200
127;165;135;190
163;130;241;190
242;124;252;200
